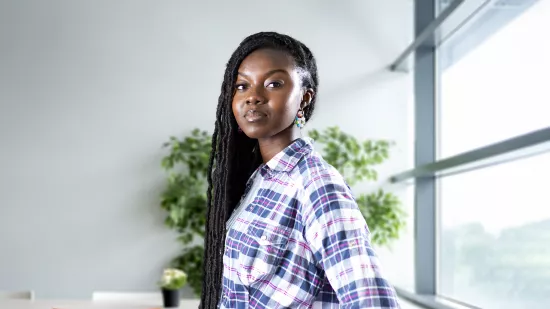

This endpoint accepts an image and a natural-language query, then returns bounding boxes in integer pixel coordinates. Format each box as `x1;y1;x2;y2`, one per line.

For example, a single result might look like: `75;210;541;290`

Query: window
439;0;550;158
436;1;550;308
391;1;550;308
438;150;550;308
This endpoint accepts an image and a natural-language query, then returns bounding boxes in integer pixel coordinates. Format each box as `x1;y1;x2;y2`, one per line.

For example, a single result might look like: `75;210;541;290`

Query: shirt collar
263;137;314;173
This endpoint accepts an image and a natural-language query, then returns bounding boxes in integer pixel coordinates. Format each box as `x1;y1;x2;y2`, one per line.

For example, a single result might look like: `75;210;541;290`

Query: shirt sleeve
302;168;401;309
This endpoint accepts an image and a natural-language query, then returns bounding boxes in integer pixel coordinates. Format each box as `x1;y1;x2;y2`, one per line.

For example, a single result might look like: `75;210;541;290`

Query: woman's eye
267;81;283;88
235;84;247;91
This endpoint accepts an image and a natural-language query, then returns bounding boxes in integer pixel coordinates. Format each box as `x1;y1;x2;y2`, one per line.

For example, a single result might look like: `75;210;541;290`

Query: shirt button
261;235;267;240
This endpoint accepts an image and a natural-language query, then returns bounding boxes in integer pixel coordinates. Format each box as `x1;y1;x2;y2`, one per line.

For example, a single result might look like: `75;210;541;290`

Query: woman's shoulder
294;150;349;192
294;151;359;223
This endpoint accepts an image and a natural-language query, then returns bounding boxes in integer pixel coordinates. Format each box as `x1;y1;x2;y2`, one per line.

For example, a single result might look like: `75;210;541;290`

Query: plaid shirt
220;137;401;309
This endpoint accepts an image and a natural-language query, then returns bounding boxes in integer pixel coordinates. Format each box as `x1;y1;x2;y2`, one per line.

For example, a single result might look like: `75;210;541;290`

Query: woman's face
232;48;304;140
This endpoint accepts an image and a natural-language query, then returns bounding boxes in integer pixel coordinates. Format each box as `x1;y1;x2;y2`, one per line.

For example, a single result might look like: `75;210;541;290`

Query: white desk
0;299;200;309
0;298;426;309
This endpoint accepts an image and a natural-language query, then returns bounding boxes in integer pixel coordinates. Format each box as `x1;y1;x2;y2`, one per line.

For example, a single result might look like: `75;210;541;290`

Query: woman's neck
258;127;302;163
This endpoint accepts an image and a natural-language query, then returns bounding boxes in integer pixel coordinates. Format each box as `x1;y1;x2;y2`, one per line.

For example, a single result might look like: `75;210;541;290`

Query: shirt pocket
241;219;291;282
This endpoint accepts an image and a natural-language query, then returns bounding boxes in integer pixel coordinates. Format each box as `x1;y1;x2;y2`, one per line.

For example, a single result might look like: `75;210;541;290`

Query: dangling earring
295;108;306;128
238;126;243;133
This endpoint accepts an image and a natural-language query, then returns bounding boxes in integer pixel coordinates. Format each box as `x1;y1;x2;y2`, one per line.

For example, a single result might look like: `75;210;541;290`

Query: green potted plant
160;129;210;296
159;126;406;297
158;268;188;308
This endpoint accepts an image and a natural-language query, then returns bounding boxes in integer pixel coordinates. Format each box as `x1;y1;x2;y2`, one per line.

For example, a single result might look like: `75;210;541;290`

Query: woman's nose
246;86;266;104
246;96;263;104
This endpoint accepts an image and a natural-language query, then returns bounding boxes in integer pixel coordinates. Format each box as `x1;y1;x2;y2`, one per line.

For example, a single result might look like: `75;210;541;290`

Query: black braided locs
200;32;319;309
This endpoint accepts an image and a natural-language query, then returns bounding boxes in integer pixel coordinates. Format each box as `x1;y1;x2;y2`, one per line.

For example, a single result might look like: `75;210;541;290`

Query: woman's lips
244;110;266;122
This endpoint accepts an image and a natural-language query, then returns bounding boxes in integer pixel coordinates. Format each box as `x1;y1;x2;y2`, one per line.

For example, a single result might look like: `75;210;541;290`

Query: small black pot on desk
162;288;180;308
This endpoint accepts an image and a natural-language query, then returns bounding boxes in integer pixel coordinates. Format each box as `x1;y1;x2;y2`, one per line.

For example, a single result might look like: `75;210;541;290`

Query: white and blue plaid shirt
220;137;401;309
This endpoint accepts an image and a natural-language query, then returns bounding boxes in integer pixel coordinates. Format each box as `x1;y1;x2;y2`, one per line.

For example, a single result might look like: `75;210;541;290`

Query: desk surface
0;299;200;309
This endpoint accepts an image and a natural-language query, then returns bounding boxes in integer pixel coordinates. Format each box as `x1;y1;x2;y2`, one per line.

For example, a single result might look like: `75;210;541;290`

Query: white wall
0;0;413;299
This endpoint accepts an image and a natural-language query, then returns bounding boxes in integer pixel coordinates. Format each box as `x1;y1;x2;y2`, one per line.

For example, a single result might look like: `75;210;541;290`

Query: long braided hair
200;31;319;309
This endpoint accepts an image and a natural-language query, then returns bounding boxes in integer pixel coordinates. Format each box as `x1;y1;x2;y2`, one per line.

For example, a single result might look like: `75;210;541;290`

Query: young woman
201;32;401;309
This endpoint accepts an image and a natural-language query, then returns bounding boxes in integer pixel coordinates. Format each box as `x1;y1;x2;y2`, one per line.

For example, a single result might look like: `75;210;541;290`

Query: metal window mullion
390;0;464;72
414;0;438;296
391;126;550;183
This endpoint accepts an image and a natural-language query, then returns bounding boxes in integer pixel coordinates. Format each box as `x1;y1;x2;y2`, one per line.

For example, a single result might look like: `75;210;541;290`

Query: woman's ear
301;88;315;109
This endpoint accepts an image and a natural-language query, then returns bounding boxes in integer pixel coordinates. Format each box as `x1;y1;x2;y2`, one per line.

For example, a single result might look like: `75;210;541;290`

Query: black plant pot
162;288;180;308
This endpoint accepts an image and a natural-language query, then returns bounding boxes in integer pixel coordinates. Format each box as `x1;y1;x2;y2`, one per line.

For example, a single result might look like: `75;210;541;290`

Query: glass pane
439;0;550;158
439;150;550;308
